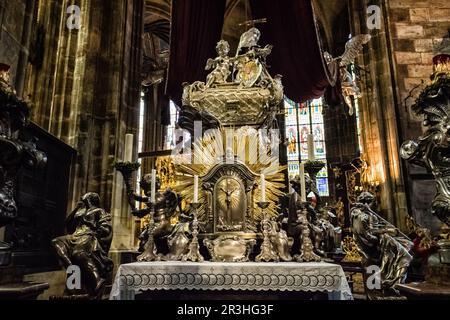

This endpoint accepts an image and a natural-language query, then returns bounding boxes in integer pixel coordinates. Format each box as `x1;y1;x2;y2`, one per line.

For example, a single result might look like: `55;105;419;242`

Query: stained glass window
164;100;191;164
284;97;329;196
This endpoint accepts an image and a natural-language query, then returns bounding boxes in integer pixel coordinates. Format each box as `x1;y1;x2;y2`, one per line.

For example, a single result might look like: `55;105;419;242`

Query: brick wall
388;0;450;232
389;0;450;138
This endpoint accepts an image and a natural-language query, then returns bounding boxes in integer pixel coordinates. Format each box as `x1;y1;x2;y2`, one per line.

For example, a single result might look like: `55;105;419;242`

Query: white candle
193;175;199;203
300;163;306;202
124;134;134;162
261;174;266;202
307;133;315;161
150;169;156;203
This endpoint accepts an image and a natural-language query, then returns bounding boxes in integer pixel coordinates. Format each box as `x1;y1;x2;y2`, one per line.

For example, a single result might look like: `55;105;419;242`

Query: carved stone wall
348;0;410;230
0;0;35;97
2;0;145;251
346;0;450;232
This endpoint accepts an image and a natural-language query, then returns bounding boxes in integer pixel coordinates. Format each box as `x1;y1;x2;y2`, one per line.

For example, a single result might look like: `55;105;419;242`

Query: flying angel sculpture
324;34;371;115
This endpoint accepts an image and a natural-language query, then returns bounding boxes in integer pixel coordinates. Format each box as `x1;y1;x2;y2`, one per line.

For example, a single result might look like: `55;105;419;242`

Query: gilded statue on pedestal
52;193;113;299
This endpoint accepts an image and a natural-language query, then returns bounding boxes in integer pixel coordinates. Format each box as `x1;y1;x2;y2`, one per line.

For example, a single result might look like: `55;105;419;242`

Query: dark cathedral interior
1;0;450;306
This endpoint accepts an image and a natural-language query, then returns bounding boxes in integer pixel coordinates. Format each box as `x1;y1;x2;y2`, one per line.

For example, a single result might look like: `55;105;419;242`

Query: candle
150;169;156;203
124;134;134;162
307;133;315;161
261;174;266;202
300;163;306;202
193;175;199;203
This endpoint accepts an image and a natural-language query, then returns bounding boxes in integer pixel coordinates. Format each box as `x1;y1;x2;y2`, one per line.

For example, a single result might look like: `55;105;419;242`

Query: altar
110;261;352;300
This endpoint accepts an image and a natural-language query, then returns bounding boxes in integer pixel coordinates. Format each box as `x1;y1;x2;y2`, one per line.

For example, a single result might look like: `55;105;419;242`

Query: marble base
111;261;353;300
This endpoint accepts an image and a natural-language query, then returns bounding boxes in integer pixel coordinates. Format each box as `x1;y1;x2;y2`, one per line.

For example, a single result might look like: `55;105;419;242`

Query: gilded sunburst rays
174;127;286;222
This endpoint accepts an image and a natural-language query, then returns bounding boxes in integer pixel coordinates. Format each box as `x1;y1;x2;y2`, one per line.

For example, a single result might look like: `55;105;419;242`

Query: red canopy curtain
250;0;334;102
166;0;226;106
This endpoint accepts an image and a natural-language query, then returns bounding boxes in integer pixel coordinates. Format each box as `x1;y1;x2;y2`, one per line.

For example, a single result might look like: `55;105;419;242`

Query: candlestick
150;169;156;203
181;203;204;262
124;134;134;162
294;205;321;262
260;174;266;202
136;203;160;262
307;133;315;161
299;163;306;202
193;175;199;203
255;201;279;262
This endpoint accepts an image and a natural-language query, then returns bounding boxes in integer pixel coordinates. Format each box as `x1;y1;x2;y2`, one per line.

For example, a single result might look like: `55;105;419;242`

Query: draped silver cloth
110;261;352;300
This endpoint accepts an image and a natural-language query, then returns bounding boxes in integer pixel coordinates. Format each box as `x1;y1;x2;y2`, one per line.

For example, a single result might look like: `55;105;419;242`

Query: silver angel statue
324;34;371;115
400;67;450;227
401;57;450;265
351;192;412;295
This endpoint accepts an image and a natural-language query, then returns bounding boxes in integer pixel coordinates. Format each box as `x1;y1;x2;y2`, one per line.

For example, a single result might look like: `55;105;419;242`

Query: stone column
0;0;38;97
21;0;145;250
349;0;409;230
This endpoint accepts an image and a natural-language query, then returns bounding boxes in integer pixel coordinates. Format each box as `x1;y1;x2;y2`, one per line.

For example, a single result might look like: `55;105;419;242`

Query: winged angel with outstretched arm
324;34;371;115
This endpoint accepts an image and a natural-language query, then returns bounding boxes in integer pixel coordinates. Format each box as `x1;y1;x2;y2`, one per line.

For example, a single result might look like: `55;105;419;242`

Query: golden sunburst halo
173;127;286;222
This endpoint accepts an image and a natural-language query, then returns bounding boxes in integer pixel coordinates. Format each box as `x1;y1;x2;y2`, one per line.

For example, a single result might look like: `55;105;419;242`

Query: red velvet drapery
166;0;226;106
250;0;334;103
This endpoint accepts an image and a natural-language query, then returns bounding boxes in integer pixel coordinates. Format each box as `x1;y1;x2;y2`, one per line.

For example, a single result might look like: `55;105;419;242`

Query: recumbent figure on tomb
351;192;413;292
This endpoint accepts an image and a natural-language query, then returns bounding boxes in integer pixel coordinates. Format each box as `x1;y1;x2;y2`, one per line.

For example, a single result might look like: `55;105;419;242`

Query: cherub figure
205;40;233;87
